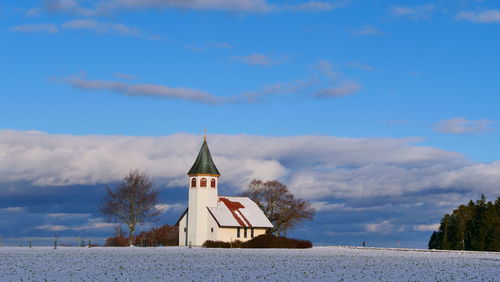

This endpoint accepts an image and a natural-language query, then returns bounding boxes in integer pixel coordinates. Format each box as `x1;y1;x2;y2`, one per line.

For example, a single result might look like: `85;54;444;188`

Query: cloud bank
1;130;498;202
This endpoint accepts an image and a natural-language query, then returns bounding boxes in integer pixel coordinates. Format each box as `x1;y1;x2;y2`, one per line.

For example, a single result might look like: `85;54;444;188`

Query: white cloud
53;57;361;104
26;8;41;17
366;220;405;233
61;19;161;39
112;0;272;12
312;201;383;212
315;60;339;80
47;213;92;218
232;79;314;103
209;42;233;49
155;203;185;213
347;62;373;71
314;82;361;97
456;10;500;23
434;117;494;134
9;20;160;39
42;0;98;16
57;63;356;103
113;73;136;80
35;222;116;231
352;24;383;36
313;61;362;98
279;1;348;12
189;42;233;52
34;217;117;231
385;120;409;126
62;19;139;35
40;0;344;15
59;75;223;104
0;207;25;213
231;54;281;66
9;23;59;33
388;4;435;20
413;224;439;232
34;224;70;231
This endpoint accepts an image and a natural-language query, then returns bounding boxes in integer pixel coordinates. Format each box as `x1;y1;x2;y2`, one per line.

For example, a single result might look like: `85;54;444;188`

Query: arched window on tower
210;178;216;188
191;178;196;188
200;178;207;187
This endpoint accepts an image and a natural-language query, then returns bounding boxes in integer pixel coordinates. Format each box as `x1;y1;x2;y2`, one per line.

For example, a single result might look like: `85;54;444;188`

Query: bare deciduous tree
100;170;160;246
241;179;315;236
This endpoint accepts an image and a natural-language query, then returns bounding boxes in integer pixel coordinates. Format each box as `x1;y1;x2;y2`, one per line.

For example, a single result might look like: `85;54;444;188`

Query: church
176;136;273;246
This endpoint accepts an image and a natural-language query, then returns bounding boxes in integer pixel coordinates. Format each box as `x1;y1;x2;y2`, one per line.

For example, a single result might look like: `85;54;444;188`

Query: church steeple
188;138;220;176
185;135;220;246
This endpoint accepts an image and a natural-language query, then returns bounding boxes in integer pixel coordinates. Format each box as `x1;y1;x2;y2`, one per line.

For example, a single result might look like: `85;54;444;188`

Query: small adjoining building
176;136;273;246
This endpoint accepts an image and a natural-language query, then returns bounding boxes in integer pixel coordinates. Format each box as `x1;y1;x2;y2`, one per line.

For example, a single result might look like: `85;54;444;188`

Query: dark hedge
203;234;312;249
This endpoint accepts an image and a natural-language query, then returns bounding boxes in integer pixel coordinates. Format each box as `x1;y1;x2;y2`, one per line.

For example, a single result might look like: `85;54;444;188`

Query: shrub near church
203;234;312;249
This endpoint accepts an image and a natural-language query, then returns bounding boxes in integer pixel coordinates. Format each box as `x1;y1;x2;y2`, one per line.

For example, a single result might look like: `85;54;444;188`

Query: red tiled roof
208;196;274;228
219;197;252;227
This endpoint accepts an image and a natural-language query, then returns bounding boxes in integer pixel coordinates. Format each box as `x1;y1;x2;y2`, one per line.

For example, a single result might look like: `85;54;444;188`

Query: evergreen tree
428;231;440;249
483;202;500;251
464;200;476;250
428;195;499;252
439;214;451;250
470;195;488;250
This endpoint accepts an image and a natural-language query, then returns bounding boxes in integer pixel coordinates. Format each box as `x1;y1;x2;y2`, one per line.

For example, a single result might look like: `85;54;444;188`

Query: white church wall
253;228;267;238
178;214;187;246
217;227;237;243
206;212;218;242
216;227;268;242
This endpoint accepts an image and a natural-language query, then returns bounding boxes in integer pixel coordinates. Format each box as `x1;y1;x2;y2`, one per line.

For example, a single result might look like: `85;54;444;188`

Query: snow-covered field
0;246;498;281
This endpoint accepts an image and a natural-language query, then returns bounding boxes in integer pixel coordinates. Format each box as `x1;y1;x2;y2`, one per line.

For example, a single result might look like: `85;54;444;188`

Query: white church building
176;136;273;246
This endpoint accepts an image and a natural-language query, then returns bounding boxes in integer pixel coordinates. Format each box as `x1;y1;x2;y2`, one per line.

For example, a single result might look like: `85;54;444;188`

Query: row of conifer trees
428;195;500;252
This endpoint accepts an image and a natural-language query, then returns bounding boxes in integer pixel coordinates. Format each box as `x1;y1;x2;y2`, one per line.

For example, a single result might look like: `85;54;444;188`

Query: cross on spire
203;128;207;141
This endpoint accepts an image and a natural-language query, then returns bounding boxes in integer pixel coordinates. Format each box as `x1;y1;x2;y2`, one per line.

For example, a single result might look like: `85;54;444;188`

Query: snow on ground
0;246;498;281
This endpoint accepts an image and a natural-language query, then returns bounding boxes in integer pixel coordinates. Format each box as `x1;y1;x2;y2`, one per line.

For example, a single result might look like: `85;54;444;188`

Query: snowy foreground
0;246;499;281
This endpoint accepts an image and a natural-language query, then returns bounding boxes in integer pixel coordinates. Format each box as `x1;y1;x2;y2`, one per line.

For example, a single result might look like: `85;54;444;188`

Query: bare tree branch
241;179;315;236
100;169;160;246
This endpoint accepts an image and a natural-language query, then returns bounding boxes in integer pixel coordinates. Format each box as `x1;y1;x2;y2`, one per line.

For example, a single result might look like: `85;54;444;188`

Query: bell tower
186;133;220;246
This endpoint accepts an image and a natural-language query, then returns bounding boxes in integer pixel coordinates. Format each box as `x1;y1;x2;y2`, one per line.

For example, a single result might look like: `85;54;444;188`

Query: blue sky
0;0;499;248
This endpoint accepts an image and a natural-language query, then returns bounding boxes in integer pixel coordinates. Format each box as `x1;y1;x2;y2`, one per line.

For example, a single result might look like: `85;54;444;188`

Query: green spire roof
188;139;220;176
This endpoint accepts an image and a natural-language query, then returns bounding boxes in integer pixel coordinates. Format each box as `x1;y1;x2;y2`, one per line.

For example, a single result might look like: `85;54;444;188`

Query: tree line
428;195;500;252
